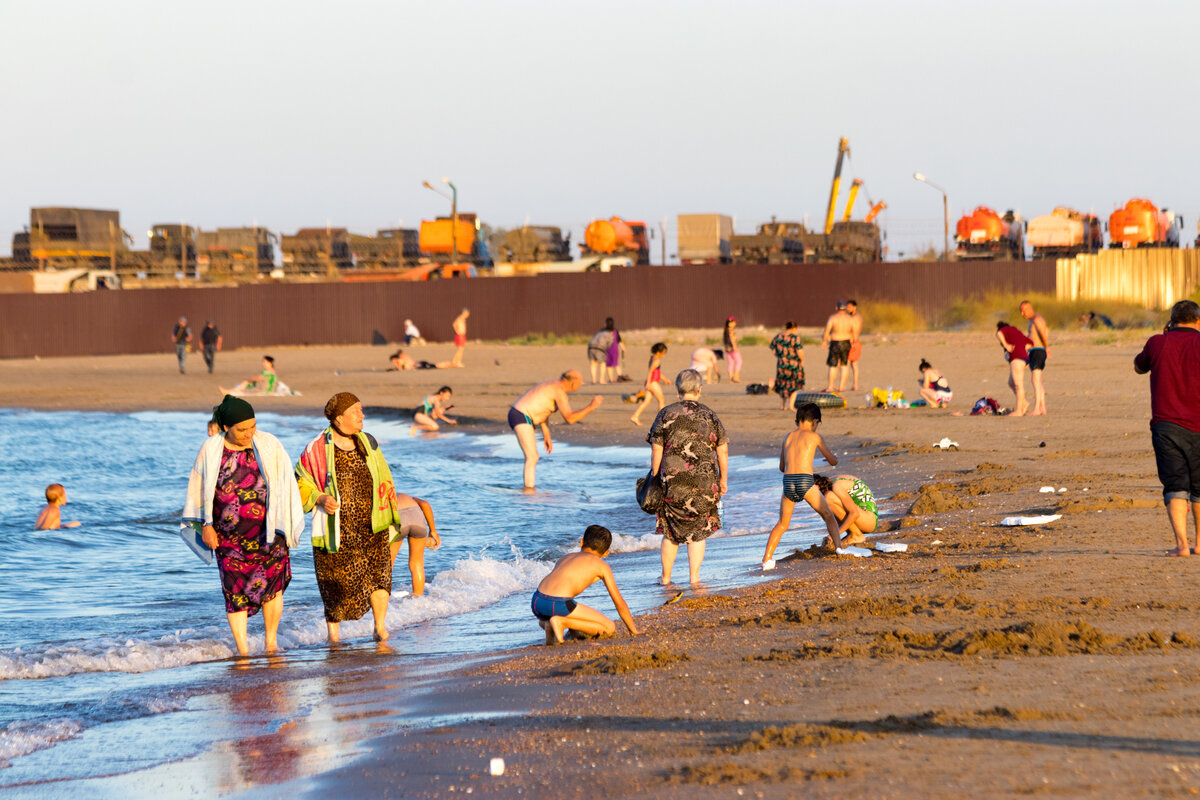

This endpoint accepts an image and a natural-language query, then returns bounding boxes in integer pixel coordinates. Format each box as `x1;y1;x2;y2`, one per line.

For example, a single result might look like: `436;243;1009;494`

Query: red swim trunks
454;333;466;347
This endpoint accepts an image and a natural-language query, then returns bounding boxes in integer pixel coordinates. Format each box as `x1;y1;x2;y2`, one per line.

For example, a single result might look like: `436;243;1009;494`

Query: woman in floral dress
769;321;805;409
647;369;729;585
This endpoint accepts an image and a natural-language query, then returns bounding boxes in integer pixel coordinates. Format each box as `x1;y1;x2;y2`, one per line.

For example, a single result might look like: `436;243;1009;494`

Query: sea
0;409;845;793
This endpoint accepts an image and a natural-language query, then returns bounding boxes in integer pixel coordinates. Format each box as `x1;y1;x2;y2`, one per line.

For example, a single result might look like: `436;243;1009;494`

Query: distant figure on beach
296;393;405;643
769;322;805;410
761;404;841;570
846;300;863;391
449;309;469;367
389;350;447;371
689;347;723;384
648;369;729;585
200;320;222;374
531;525;638;644
996;321;1034;416
36;483;81;530
918;359;953;407
220;356;296;397
822;300;854;392
403;319;425;346
182;395;305;656
388;493;440;596
815;474;878;548
723;317;742;383
1021;300;1050;415
509;370;602;489
171;316;192;374
587;318;616;384
630;343;668;426
410;386;456;434
1133;300;1200;557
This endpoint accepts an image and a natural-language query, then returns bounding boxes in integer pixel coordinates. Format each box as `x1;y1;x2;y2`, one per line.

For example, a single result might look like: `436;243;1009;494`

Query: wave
0;718;84;768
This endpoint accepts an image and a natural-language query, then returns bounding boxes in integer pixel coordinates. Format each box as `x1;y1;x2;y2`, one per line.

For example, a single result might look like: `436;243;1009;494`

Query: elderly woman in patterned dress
296;392;404;644
769;321;805;410
647;369;730;585
183;395;305;656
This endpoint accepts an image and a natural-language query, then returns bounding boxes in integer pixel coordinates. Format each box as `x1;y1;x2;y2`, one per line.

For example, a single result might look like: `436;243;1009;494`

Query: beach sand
7;327;1200;797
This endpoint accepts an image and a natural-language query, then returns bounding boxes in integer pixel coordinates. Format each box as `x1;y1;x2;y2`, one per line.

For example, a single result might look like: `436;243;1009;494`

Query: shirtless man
449;308;469;367
509;370;602;488
846;300;863;391
1021;300;1050;415
822;300;855;392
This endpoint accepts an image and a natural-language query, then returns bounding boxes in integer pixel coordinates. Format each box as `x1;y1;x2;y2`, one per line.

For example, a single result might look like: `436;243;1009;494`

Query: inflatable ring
790;391;847;409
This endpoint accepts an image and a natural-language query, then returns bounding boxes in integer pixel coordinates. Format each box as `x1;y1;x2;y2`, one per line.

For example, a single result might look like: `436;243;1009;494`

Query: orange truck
954;206;1024;260
1107;199;1182;248
1026;208;1103;259
581;217;650;265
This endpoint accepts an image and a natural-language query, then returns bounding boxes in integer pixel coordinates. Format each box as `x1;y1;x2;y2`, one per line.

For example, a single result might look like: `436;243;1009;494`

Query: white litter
875;542;908;553
933;527;943;531
836;546;872;557
490;758;506;776
1000;514;1062;527
1038;486;1056;493
931;540;944;545
1058;488;1067;492
931;437;959;450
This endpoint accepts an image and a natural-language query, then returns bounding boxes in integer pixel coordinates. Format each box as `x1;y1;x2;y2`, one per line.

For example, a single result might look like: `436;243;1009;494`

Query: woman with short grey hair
646;369;729;584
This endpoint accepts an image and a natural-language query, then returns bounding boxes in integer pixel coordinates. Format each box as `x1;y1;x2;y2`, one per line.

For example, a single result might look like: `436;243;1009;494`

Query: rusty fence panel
0;261;1056;359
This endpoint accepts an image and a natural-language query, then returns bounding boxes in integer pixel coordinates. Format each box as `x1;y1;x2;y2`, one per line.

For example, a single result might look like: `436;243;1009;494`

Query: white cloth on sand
1000;514;1062;527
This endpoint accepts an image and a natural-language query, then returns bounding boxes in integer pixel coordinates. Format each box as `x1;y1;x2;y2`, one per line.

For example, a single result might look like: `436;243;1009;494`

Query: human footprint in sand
816;474;878;548
531;525;638;644
761;404;842;570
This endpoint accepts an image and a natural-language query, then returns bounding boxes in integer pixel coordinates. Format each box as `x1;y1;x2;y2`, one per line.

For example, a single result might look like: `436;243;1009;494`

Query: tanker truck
954;207;1025;260
1027;208;1103;259
1107;199;1182;249
581;217;650;265
419;214;493;267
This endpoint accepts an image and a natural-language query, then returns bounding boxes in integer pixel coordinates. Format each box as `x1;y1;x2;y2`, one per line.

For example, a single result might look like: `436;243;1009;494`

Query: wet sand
7;327;1200;797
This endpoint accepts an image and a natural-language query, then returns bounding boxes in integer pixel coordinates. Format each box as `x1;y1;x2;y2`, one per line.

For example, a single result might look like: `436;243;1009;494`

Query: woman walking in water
630;343;668;426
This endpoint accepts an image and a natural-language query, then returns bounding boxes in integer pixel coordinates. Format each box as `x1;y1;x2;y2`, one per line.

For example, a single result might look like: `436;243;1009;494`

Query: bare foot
548;617;566;644
374;627;390;642
630;416;641;425
540;620;555;646
1193;547;1200;555
264;642;282;654
1029;410;1046;416
1166;548;1191;557
842;534;867;546
658;574;672;586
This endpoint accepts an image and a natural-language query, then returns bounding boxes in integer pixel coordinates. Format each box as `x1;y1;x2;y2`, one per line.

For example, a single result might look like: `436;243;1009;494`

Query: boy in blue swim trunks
532;525;639;645
761;403;842;570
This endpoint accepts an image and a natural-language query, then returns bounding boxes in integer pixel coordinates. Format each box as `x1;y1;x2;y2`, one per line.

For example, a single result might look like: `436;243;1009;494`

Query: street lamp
913;172;949;261
422;177;459;263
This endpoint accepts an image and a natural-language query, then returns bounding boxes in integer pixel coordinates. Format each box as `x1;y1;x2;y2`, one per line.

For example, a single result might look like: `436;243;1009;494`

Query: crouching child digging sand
531;525;639;644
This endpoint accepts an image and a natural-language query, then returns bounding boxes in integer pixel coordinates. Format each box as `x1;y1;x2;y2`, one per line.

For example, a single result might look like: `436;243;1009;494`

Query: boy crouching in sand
761;403;841;570
532;525;639;644
36;483;81;530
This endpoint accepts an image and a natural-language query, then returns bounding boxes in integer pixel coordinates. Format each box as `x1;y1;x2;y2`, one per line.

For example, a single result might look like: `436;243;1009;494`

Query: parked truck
1108;199;1182;249
419;214;492;267
196;227;278;274
954;207;1025;260
1027;208;1103;259
730;220;808;264
581;217;650;265
500;226;571;263
676;214;732;264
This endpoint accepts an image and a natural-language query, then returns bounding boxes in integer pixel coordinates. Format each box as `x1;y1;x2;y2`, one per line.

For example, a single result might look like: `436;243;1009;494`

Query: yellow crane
823;138;850;235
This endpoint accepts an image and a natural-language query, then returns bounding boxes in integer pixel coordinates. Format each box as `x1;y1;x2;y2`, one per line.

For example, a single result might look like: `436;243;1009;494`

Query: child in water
761;403;842;570
531;525;639;644
36;483;81;530
410;386;456;434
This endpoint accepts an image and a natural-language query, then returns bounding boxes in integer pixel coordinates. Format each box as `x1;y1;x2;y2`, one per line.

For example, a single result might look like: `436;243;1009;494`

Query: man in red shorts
450;308;469;367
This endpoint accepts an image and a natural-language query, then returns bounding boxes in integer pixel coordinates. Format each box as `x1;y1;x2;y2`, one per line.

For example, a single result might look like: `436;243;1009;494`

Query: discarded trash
1038;441;1046;447
1058;487;1067;492
875;542;908;553
932;437;959;450
1000;514;1062;527
836;546;872;557
931;539;944;545
490;758;506;776
1038;486;1056;493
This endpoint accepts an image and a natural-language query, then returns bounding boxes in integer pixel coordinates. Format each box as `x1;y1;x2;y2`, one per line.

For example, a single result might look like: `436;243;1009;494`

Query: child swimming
35;483;81;530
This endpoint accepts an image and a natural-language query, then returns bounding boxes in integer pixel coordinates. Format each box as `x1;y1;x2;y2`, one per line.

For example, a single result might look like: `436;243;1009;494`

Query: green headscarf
213;395;255;429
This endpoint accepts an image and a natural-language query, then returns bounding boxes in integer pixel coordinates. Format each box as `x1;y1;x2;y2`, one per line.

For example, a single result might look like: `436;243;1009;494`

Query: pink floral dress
213;446;291;615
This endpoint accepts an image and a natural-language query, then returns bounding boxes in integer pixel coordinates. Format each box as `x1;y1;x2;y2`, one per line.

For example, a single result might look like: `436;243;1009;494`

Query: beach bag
636;471;664;514
745;383;769;395
971;397;1001;415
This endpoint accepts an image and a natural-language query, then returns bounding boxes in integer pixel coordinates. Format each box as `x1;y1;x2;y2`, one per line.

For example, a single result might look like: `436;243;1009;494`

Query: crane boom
823;138;851;235
842;178;863;222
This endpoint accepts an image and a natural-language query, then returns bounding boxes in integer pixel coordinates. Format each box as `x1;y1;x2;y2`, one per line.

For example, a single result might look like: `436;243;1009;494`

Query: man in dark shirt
171;316;192;374
1134;299;1200;556
200;320;223;374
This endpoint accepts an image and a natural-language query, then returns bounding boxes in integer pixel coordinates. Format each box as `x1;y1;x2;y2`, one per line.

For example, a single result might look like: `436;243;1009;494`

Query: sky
1;0;1196;261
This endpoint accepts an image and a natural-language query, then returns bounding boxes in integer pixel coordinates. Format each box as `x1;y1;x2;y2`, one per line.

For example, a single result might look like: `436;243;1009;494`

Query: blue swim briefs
531;590;577;621
508;406;534;429
782;473;814;503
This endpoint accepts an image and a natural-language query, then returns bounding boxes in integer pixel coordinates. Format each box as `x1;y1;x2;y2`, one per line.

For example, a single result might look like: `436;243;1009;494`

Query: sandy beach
6;326;1200;798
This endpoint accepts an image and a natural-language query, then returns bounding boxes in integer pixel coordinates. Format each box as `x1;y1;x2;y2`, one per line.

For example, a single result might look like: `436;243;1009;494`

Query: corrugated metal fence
1056;249;1200;310
0;260;1056;359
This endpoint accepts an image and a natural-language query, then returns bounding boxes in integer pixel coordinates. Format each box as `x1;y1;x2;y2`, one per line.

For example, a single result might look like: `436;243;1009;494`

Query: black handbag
636;470;664;514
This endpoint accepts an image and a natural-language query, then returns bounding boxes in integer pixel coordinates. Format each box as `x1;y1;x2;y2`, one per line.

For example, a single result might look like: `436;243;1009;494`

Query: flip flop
663;590;685;606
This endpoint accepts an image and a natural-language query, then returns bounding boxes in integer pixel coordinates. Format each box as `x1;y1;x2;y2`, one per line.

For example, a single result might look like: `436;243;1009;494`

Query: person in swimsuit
449;308;469;367
410;386;456;435
220;356;277;396
530;525;638;645
587;319;615;384
630;342;668;426
918;359;953;407
822;300;855;392
509;370;602;489
723;317;743;383
996;321;1034;416
689;346;723;383
1021;300;1051;415
846;300;863;391
816;473;878;547
388;493;441;596
761;403;842;569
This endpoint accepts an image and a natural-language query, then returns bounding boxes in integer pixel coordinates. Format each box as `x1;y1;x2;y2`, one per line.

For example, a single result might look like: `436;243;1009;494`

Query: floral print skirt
215;533;292;616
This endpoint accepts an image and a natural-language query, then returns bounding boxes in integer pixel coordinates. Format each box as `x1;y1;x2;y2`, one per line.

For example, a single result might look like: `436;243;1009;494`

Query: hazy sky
2;0;1196;260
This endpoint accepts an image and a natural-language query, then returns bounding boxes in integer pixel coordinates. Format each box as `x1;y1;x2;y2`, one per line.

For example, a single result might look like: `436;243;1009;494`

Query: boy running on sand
761;403;841;569
36;484;81;530
531;525;639;644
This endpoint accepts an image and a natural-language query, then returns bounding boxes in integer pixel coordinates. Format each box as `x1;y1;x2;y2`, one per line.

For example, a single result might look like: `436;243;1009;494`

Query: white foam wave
0;718;84;768
608;531;662;553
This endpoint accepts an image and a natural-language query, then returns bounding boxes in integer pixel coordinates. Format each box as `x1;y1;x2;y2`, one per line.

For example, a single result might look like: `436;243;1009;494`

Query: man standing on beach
200;320;222;374
450;309;469;367
1134;300;1200;557
1021;300;1050;415
822;300;854;393
508;370;602;489
846;299;864;391
171;316;192;374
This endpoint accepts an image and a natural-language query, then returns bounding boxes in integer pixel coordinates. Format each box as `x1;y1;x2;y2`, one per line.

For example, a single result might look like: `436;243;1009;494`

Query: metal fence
0;261;1057;359
1056;249;1200;310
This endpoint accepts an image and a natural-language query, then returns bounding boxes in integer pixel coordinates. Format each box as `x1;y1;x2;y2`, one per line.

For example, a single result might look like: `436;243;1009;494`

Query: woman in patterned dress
184;395;305;656
769;322;805;409
296;392;404;644
647;369;730;585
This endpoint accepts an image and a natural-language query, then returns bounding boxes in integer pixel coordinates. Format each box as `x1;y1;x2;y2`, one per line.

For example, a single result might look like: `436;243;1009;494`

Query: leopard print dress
312;446;392;622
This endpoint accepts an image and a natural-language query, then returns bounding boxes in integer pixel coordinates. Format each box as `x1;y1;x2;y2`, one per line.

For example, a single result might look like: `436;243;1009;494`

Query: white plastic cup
489;758;505;776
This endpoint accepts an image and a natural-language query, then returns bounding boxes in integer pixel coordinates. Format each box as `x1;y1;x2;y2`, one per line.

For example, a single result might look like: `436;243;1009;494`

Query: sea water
0;410;840;787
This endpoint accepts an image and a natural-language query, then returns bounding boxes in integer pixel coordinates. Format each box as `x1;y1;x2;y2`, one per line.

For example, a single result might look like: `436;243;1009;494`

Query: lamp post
423;178;458;263
913;172;949;261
